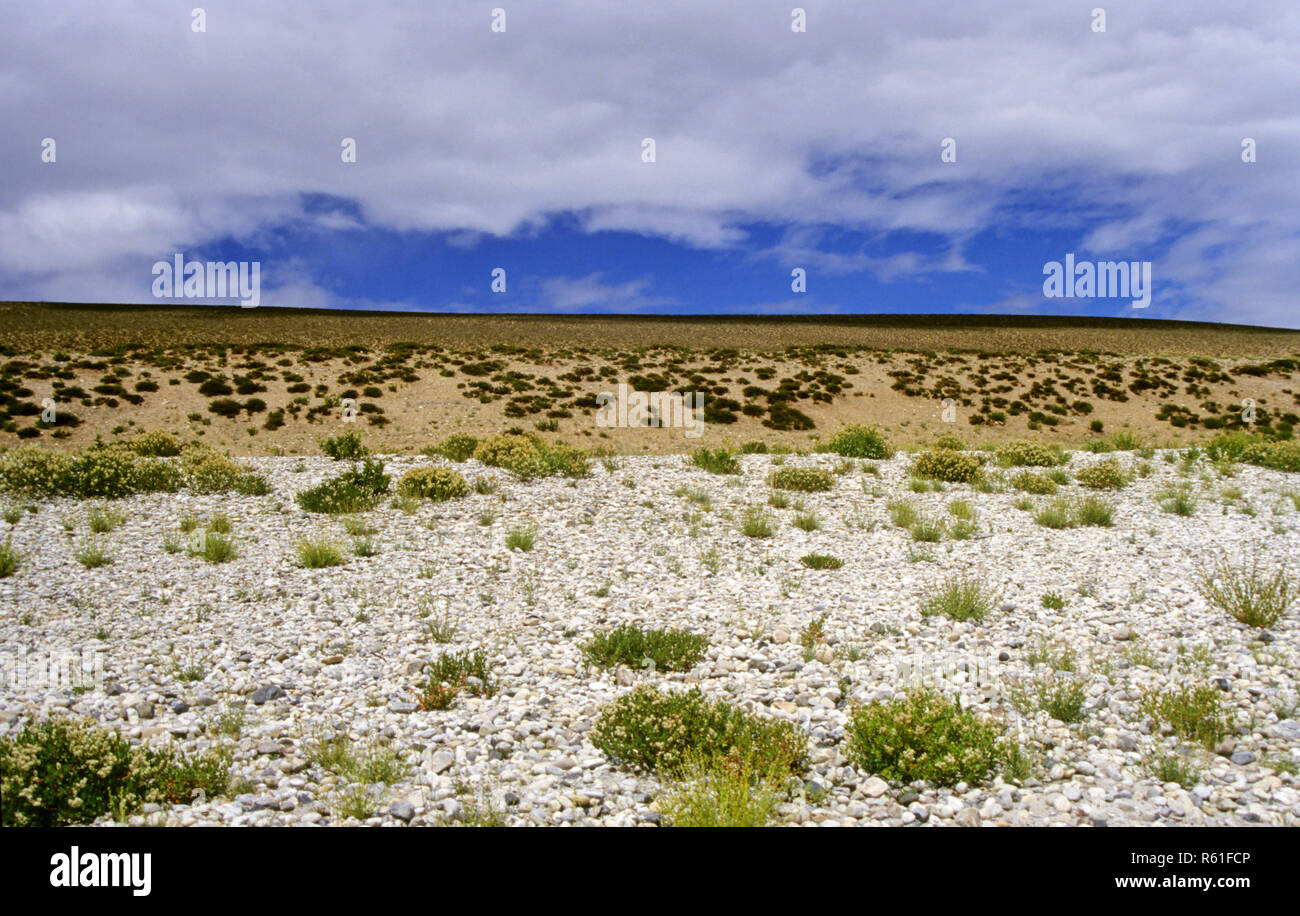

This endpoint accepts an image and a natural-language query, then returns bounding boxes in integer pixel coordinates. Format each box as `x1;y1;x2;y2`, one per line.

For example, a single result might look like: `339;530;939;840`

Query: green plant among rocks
296;459;390;513
296;538;345;568
821;424;891;459
739;507;776;538
1075;458;1129;490
912;450;983;483
845;689;1010;787
319;430;369;460
1140;683;1232;749
396;466;469;502
689;446;741;475
581;624;708;671
590;685;808;775
920;574;998;621
800;553;843;570
1011;471;1057;495
474;432;589;479
995;440;1067;467
1195;555;1295;627
0;538;21;578
0;715;230;826
1009;673;1089;723
428;433;479;462
658;748;788;828
416;650;496;710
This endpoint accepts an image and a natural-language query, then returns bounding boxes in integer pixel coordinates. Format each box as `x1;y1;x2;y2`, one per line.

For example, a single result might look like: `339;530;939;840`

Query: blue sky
2;1;1297;327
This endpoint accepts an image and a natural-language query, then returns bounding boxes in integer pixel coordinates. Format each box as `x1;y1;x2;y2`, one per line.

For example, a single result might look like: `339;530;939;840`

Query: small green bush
822;424;891;459
1011;471;1057;495
396;466;469;502
1075;459;1129;490
128;430;181;457
0;715;229;826
296;460;390;514
739;507;776;538
800;553;843;570
582;624;708;671
181;446;270;495
912;450;983;483
1242;440;1300;473
995;440;1066;467
845;689;1008;787
590;685;807;775
319;430;368;460
1196;555;1295;627
474;433;589;479
767;467;835;492
920;575;998;621
431;433;478;462
417;650;496;710
0;539;21;578
1140;684;1232;749
658;748;786;828
689;447;741;475
296;538;345;568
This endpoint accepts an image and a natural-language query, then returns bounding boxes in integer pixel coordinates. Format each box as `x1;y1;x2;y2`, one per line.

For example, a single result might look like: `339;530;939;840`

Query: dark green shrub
582;624;708;672
0;715;229;826
689;447;741;475
822;424;891;459
296;459;390;513
320;430;368;460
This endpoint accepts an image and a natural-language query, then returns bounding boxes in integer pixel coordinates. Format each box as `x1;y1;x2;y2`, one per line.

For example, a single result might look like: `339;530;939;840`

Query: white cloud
0;1;1297;324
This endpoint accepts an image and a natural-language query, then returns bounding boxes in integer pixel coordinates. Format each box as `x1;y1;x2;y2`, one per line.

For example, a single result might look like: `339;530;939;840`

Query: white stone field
1;447;1298;826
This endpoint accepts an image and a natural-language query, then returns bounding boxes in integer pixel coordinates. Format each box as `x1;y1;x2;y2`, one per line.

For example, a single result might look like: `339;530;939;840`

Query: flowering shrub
431;433;478;462
0;715;229;826
995;440;1066;467
912;450;984;483
1075;458;1129;489
396;466;468;502
846;689;1008;787
590;685;808;775
128;430;181;457
474;433;589;479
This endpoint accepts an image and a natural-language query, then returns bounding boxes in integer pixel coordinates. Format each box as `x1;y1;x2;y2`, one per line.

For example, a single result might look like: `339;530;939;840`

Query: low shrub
474;433;589;479
845;689;1008;787
0;715;229;826
1011;471;1057;495
658;748;787;828
822;424;892;459
1196;555;1295;627
396;466;469;502
912;450;983;483
319;430;368;460
1075;459;1129;490
800;553;843;570
920;575;998;621
590;685;807;775
582;624;708;671
1242;440;1300;473
0;539;20;578
296;538;345;568
417;650;496;710
128;431;181;457
689;447;741;475
1140;684;1232;749
430;433;478;462
295;459;390;514
995;440;1066;467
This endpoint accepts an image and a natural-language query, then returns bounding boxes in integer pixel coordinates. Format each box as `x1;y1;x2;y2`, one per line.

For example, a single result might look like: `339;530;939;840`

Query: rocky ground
2;448;1298;826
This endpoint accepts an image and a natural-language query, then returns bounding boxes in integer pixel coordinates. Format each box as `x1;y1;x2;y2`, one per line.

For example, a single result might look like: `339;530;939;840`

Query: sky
1;1;1298;327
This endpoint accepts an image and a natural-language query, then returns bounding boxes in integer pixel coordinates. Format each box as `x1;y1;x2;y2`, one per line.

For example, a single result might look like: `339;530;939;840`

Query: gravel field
3;448;1298;827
